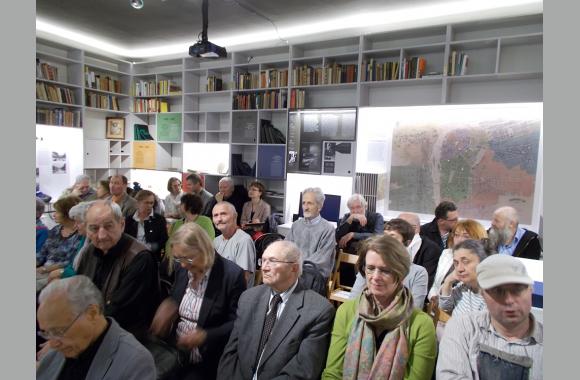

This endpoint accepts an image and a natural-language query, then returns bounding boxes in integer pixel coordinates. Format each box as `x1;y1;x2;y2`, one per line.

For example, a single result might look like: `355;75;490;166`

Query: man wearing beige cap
437;255;543;380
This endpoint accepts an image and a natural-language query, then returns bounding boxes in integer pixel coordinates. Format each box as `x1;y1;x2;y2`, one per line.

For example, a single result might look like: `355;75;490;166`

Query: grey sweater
285;217;336;278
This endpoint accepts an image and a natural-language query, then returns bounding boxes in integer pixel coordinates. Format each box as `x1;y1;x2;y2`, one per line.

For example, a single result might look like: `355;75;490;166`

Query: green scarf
343;286;414;380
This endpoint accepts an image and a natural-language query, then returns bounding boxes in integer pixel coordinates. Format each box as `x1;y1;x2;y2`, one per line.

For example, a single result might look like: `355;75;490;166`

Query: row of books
36;82;76;104
289;89;305;109
36;59;59;81
85;93;120;110
207;76;223;92
133;99;170;113
448;51;469;76
36;108;81;127
85;69;122;93
291;64;357;86
158;80;182;96
133;80;156;96
234;69;289;90
401;56;427;79
361;59;399;81
232;91;287;110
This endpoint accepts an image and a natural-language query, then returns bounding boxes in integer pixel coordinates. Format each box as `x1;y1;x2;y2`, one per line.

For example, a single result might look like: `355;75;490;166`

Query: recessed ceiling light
130;0;144;10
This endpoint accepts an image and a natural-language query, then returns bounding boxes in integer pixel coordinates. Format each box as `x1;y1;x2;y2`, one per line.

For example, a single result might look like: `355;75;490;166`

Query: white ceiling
36;0;543;61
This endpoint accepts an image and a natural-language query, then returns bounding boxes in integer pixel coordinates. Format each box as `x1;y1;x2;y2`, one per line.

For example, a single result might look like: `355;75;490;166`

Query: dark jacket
170;253;247;378
513;229;542;260
420;218;446;252
202;185;250;226
124;213;168;261
413;237;442;291
335;211;384;253
76;234;160;341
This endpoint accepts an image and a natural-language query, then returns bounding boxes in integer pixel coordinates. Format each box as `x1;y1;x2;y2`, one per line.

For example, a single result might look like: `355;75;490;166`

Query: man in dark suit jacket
489;206;542;260
419;201;459;252
37;275;156;380
149;222;247;380
218;240;335;380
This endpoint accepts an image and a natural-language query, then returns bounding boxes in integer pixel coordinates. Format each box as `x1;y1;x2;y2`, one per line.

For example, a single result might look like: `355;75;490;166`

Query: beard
488;226;512;246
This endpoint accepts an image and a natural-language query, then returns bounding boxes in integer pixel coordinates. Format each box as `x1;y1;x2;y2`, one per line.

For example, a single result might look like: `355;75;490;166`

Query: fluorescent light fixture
36;0;542;59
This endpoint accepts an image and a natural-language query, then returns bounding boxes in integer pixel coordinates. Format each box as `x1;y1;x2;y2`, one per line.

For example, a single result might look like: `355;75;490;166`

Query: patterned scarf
343;286;414;380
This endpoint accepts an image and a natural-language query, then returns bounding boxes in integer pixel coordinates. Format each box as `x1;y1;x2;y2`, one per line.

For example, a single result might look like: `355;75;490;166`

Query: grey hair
495;206;519;226
453;239;489;263
302;187;325;208
68;201;94;222
219;177;234;186
39;275;104;314
213;201;238;218
36;197;46;215
87;199;123;221
75;174;91;184
266;240;303;276
347;193;367;209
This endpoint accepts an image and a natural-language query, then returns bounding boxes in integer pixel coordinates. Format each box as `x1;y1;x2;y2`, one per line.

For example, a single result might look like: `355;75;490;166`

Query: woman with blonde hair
322;235;436;380
428;219;487;304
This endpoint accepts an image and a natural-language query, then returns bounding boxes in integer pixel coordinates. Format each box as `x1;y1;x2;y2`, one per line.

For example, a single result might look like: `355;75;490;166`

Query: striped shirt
439;283;487;315
176;268;212;363
437;311;543;380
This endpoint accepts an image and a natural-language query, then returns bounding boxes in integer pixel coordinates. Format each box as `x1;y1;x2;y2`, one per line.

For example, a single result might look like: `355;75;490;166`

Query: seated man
186;172;213;211
489;206;542;260
213;201;256;287
285;187;336;279
420;201;458;252
76;200;159;341
218;240;335;380
335;193;384;254
60;174;97;201
350;218;428;309
37;275;156;380
437;254;543;379
203;176;249;225
107;175;138;218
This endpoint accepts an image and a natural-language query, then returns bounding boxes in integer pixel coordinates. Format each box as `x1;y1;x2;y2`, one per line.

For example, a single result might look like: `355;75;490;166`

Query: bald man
399;212;441;289
489;206;542;260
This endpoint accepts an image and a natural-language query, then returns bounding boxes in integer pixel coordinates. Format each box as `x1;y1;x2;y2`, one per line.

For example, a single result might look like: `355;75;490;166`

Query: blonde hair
168;223;215;274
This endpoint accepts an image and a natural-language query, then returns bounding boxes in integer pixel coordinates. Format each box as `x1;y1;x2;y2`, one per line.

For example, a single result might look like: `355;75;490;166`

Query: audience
420;201;459;252
218;240;335;379
399;212;442;289
76;200;159;341
439;239;490;315
108;174;138;217
203;176;249;225
428;219;488;305
95;179;111;199
149;223;246;380
240;180;271;229
36;195;82;283
285;187;336;280
335;193;384;254
350;218;429;309
124;189;168;262
36;197;49;254
437;255;543;379
213;201;256;287
322;235;437;379
164;177;184;219
490;206;542;260
60;174;97;201
37;275;156;380
186;172;213;211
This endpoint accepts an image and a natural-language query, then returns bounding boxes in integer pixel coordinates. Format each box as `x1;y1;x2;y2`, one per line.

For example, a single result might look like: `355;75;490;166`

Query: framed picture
106;117;125;139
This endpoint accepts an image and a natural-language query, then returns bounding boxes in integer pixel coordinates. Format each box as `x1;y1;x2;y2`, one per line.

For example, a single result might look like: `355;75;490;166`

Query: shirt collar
270;279;299;305
303;214;322;225
187;265;212;290
483;311;543;344
132;209;154;222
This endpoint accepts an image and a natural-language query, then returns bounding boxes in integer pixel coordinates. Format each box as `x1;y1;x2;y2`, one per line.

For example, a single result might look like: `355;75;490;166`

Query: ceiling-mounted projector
189;0;227;59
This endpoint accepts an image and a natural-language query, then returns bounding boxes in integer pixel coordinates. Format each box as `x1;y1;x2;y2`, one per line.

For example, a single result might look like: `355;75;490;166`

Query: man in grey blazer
218;240;335;380
36;275;155;380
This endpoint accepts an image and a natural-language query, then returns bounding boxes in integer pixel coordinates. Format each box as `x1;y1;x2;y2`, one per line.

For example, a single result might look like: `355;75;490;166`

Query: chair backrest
425;301;452;327
299;261;327;297
254;233;285;268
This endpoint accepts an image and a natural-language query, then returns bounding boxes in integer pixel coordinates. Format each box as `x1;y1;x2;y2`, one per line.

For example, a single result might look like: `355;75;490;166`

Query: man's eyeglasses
364;265;394;278
37;307;87;340
174;256;196;264
258;258;296;267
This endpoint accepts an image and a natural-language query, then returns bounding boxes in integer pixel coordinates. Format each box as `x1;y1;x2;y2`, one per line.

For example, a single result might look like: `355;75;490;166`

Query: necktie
255;294;282;368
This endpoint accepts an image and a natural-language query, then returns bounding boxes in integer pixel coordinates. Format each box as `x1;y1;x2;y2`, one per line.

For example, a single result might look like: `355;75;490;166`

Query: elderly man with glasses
36;275;155;380
218;240;335;380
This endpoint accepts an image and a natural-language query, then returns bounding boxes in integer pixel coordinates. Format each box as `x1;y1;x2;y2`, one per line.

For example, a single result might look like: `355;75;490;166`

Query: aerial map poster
387;104;542;224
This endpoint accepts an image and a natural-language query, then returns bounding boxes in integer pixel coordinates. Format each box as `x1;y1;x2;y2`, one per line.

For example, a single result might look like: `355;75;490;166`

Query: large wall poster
357;103;543;229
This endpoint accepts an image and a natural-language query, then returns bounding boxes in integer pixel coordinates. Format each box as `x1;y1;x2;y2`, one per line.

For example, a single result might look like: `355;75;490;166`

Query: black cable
230;0;289;46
